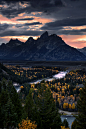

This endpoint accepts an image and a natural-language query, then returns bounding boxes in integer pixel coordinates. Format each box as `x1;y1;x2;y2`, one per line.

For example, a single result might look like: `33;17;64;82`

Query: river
14;70;75;128
61;115;75;129
30;71;68;84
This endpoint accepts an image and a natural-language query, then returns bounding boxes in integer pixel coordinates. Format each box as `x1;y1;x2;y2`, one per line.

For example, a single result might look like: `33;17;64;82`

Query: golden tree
69;104;71;109
18;118;37;129
61;126;70;129
72;103;75;110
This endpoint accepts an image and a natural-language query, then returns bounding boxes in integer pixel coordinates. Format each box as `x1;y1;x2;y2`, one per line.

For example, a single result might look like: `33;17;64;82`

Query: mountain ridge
0;31;86;61
77;47;86;56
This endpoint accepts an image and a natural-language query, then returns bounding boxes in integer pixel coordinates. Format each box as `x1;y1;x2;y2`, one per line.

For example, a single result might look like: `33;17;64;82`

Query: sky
0;0;86;48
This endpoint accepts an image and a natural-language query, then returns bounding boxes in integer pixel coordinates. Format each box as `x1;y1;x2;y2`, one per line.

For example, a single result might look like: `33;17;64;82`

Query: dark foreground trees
24;82;62;129
71;83;86;129
76;83;86;129
0;79;23;128
62;119;69;128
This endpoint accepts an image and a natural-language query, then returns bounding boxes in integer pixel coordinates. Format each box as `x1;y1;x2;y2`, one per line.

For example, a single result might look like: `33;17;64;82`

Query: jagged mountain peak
1;43;5;46
26;37;34;43
9;38;19;42
0;31;86;61
7;38;23;47
49;34;62;40
40;31;48;39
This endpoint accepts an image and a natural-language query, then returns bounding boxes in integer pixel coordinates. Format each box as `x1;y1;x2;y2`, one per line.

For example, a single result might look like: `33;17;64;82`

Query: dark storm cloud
0;0;86;37
0;0;64;18
0;0;86;20
0;30;43;37
58;29;86;35
0;0;64;7
24;22;42;26
0;27;86;37
41;18;86;30
71;0;79;1
0;7;29;18
17;17;34;21
29;0;64;8
47;28;86;35
0;23;9;30
14;22;42;28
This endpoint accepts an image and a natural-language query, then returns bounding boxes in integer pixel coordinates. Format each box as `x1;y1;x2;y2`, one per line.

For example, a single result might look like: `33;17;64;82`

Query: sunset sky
0;0;86;48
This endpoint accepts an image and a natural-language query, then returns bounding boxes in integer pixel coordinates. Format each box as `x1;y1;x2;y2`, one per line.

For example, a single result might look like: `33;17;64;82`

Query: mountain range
0;31;86;61
77;47;86;56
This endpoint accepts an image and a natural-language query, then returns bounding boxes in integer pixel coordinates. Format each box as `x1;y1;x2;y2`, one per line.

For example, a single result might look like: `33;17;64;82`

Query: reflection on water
13;83;21;92
30;71;68;84
14;71;68;92
53;71;67;79
61;115;75;129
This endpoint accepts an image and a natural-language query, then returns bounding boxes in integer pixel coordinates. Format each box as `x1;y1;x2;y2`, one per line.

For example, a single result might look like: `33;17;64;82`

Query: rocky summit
0;31;86;61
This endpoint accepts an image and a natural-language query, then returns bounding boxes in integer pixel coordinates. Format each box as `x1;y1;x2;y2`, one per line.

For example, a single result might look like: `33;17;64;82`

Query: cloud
0;23;9;30
24;22;42;26
56;28;86;35
58;30;84;35
0;0;64;7
41;18;86;30
14;22;42;28
0;30;43;37
0;7;28;18
41;17;86;35
70;0;79;1
17;17;34;20
0;0;64;18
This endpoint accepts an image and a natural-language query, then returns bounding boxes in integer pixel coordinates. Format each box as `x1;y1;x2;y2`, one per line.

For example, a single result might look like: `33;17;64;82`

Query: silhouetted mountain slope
0;31;86;61
77;47;86;56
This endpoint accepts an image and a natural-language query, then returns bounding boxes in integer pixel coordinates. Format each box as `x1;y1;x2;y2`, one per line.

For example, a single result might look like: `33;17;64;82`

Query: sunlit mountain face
0;0;86;48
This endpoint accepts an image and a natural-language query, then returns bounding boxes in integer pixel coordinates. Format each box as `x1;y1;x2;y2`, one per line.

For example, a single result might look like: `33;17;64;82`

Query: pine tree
71;119;78;129
35;83;61;129
2;78;7;90
10;85;23;123
0;82;2;93
0;79;23;128
0;90;9;128
0;91;17;128
2;98;18;128
62;119;69;128
75;83;86;129
24;88;35;120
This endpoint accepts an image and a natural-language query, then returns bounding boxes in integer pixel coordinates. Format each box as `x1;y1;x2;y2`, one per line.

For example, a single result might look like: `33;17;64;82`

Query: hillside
0;31;86;61
0;63;29;84
77;47;86;56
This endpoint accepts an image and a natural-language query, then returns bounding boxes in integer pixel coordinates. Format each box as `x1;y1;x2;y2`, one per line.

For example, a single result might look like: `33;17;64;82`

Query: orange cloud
34;16;53;24
31;12;42;15
0;5;3;7
18;13;26;17
63;26;86;30
60;35;86;48
0;11;53;31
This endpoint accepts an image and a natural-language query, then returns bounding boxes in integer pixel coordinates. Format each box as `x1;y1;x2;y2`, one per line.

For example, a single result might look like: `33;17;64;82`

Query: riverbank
59;109;78;116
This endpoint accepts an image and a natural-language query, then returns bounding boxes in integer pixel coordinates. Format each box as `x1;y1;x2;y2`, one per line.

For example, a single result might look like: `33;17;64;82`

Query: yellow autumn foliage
20;86;24;89
69;104;71;109
61;126;70;129
63;103;68;109
72;103;75;109
18;118;37;129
